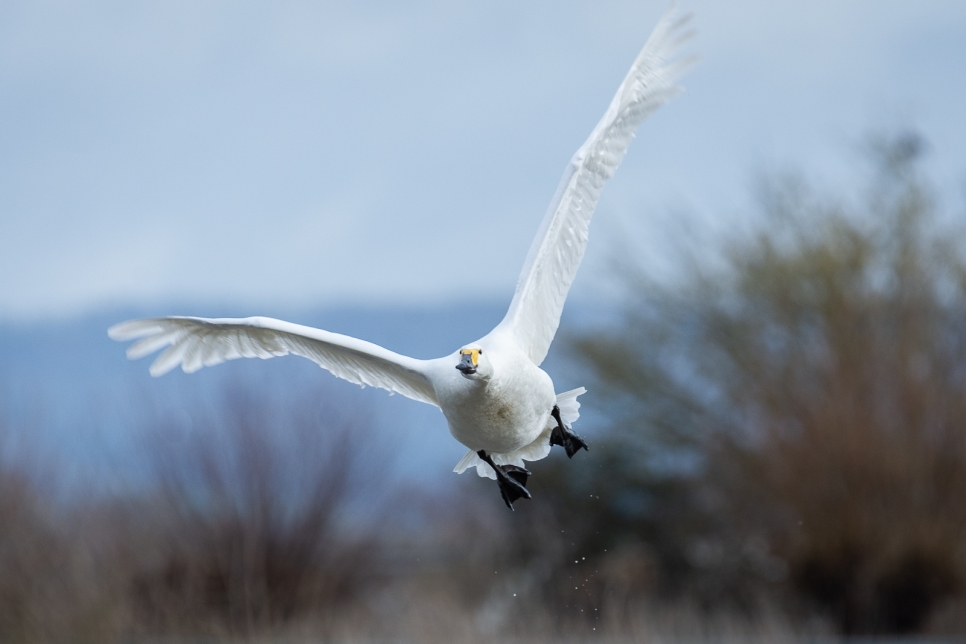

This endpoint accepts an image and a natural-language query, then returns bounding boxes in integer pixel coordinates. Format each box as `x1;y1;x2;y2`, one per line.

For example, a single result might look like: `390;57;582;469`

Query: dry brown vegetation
0;392;807;643
128;389;388;637
1;131;965;642
568;131;966;634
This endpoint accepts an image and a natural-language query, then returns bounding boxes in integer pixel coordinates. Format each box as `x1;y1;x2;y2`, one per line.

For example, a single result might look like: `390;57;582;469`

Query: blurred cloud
1;0;964;320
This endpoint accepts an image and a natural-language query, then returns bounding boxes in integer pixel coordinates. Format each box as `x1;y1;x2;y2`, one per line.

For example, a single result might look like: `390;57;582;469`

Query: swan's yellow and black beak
456;348;480;375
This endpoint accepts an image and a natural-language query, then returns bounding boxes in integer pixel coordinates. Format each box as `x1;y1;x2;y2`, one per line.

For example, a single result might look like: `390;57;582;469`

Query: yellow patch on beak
460;348;480;366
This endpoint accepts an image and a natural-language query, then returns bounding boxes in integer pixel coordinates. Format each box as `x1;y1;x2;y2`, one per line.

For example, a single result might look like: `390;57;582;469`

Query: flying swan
110;6;694;509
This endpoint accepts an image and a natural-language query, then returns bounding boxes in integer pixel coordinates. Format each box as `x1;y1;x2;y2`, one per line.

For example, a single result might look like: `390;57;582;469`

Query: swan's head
456;346;490;380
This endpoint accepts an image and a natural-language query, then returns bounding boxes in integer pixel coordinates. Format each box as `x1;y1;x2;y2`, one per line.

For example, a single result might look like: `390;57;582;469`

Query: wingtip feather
108;319;164;341
149;344;186;377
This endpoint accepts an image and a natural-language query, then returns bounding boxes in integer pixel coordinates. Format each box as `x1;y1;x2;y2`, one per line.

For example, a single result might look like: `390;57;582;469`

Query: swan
109;6;694;509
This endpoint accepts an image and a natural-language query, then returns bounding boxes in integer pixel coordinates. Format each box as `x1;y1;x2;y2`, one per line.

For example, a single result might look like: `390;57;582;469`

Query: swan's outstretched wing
498;5;695;365
108;316;439;406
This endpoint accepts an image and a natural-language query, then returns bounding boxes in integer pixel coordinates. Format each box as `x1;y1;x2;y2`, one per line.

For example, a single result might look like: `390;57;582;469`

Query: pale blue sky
2;0;964;321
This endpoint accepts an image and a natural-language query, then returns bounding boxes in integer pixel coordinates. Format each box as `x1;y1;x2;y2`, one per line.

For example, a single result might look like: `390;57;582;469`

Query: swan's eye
478;350;483;355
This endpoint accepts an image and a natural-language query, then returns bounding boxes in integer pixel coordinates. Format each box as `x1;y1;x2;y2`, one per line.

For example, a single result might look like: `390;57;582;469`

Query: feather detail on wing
498;4;696;365
108;316;439;406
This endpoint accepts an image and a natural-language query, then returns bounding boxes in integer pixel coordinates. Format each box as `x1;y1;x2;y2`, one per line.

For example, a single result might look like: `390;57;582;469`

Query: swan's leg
477;450;531;510
550;405;589;458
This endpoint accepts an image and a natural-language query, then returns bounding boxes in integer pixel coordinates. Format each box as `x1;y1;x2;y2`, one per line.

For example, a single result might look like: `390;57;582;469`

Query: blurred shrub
564;131;966;634
127;386;389;638
0;385;392;642
0;466;59;641
0;435;124;642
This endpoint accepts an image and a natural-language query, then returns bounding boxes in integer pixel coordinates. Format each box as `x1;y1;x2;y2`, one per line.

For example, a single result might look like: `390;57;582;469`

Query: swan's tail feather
554;387;587;427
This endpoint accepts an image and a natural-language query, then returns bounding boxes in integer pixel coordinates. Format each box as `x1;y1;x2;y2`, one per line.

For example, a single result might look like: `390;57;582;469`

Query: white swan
109;6;693;509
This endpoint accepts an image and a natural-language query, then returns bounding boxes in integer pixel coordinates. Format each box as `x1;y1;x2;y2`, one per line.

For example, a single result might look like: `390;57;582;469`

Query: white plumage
109;5;693;494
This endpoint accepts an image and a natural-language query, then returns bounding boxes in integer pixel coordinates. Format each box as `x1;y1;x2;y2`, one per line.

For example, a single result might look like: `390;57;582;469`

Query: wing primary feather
111;316;439;407
497;3;695;365
126;331;181;360
150;341;188;377
108;320;164;341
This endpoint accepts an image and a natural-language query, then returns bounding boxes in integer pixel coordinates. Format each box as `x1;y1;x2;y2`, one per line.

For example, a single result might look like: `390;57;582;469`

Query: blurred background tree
557;131;966;634
127;387;389;638
0;387;393;643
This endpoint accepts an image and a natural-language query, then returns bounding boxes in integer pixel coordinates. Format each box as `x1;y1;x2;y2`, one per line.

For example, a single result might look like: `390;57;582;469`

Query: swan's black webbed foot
550;405;588;458
477;450;532;510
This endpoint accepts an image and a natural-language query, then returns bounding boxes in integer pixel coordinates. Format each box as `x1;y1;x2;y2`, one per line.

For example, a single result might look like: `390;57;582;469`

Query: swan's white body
432;333;554;455
109;6;693;480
